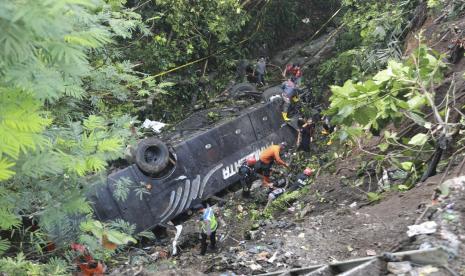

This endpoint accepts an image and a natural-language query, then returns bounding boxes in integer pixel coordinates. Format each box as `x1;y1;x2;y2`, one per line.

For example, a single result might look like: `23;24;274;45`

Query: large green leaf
400;161;413;171
354;106;377;125
106;230;137;245
407;133;428;146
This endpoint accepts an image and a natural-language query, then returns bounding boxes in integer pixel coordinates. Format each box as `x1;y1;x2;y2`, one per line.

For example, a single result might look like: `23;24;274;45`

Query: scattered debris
415;265;439;274
249;263;263;271
299;204;313;218
387;261;413;274
172;224;183;256
141;119;166;133
406;221;438;237
267;251;278;263
366;249;377;256
256;251;270;261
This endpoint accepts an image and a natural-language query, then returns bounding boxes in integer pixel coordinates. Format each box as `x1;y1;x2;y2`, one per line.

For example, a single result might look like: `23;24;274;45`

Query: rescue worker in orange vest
255;142;289;187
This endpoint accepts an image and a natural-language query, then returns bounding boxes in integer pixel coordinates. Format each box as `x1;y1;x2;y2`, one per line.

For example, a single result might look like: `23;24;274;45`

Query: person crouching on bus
255;142;289;187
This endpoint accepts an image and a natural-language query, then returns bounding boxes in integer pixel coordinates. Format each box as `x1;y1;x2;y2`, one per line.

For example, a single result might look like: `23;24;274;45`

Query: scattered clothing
288;173;310;192
268;187;286;201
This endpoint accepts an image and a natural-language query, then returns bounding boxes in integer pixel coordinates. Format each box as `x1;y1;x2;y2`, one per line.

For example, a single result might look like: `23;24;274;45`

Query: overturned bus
89;84;297;232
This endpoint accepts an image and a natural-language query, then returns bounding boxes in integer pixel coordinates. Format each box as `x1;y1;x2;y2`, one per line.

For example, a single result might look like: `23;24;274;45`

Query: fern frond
0;208;21;230
0;156;16;181
64;28;111;48
112;177;133;202
62;196;92;215
0;239;10;256
109;219;135;235
97;138;123;153
20;151;64;178
85;156;107;173
83;115;106;131
0;88;50;159
42;257;70;276
0;20;34;64
45;41;88;66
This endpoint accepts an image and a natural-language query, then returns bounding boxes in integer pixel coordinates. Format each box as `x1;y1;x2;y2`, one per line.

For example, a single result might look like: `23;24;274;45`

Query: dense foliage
0;0;341;273
0;0;150;273
3;0;463;273
309;0;418;101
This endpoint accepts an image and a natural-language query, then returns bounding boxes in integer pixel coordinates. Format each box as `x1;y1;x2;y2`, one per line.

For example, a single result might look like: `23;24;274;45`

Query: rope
142;4;341;81
283;6;343;65
141;11;265;82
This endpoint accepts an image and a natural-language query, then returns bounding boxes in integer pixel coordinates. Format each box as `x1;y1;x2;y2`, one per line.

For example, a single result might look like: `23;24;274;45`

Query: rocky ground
107;149;465;275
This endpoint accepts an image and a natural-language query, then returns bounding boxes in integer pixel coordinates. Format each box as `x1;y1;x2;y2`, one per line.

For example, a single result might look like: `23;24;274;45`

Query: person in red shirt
283;63;302;85
255;143;289;187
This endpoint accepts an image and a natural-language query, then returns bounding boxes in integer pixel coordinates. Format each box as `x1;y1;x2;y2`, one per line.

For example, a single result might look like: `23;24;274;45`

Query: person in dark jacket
296;118;315;152
288;168;313;192
238;156;258;196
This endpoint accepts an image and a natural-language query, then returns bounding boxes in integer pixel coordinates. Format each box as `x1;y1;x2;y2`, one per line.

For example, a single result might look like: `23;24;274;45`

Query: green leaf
400;161;413;171
354;106;377;125
106;230;137;245
81;220;104;239
367;192;381;202
338;105;355;118
405;111;427;127
373;68;392;83
408;95;427;110
378;143;389;152
397;184;409;191
408;133;428;146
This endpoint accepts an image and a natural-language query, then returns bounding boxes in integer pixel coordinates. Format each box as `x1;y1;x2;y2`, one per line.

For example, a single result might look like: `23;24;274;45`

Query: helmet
304;168;313;176
280;142;288;149
246;156;256;166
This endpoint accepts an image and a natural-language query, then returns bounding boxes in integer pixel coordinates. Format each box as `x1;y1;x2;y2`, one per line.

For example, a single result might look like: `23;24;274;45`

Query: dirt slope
108;3;465;275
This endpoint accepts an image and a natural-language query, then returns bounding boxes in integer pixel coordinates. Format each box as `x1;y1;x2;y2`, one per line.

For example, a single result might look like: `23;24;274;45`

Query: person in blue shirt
281;77;298;121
